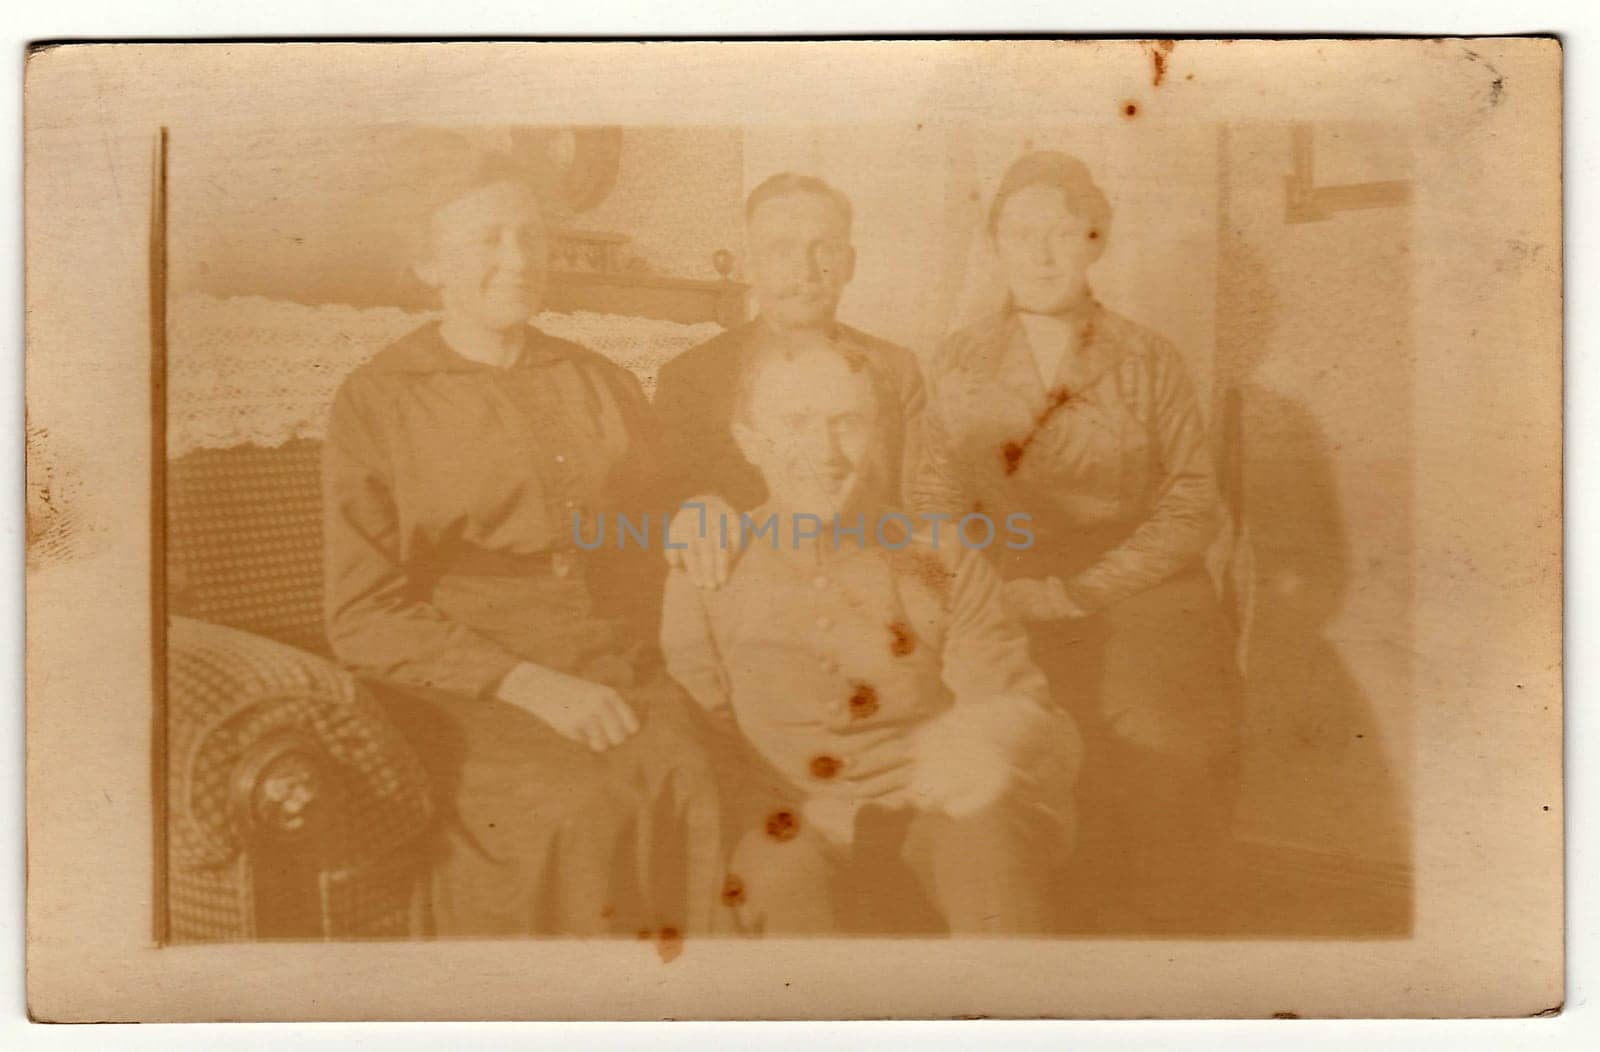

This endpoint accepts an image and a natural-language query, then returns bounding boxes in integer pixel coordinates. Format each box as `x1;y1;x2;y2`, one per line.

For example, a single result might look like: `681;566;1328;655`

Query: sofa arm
166;616;433;941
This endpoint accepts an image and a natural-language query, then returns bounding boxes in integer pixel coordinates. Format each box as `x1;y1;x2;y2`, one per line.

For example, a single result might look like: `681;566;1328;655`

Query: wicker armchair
165;439;433;941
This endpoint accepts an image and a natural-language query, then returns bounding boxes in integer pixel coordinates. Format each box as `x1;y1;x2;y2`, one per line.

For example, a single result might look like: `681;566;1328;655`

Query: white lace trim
167;294;721;457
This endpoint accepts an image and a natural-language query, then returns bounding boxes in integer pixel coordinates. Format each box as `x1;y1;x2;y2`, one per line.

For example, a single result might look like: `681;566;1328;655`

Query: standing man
653;173;949;587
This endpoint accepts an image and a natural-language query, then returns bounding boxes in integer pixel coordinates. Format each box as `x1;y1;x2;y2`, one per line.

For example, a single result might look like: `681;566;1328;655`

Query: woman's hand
664;494;739;590
1001;576;1085;622
496;661;640;752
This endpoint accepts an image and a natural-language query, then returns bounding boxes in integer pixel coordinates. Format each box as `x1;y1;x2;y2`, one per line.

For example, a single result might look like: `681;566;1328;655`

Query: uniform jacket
659;512;1076;806
653;318;946;514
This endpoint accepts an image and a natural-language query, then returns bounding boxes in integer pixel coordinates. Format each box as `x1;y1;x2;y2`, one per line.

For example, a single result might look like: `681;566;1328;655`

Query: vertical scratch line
1216;122;1243;520
1290;122;1314;186
149;126;170;947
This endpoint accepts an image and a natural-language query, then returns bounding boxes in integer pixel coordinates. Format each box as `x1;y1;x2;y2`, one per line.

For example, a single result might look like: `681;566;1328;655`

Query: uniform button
847;682;879;719
554;454;566;464
815;615;832;630
809;755;842;779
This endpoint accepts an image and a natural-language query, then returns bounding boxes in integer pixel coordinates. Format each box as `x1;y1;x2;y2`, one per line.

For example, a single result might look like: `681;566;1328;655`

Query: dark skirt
1028;566;1239;756
1026;567;1242;932
350;559;725;938
375;674;726;938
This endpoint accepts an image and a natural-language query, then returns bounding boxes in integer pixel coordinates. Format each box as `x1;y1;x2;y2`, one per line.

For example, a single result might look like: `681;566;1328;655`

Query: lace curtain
166;294;721;458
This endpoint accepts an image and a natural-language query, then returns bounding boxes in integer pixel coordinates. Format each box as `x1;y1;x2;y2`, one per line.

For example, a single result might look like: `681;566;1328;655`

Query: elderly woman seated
321;135;722;937
660;340;1083;935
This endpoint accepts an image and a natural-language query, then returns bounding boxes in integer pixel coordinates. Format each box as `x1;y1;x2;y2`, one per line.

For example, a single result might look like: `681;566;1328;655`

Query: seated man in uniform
659;341;1082;936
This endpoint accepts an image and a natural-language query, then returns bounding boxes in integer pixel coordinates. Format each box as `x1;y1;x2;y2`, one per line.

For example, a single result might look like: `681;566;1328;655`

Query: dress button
815;615;832;630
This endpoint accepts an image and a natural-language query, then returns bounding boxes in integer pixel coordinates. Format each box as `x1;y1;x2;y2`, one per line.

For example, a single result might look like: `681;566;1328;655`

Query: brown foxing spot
848;682;879;719
1151;42;1173;87
1001;384;1077;475
766;809;800;841
809;755;842;779
1123;101;1139;117
721;874;746;908
655;926;683;964
599;905;615;919
888;620;916;656
888;546;954;607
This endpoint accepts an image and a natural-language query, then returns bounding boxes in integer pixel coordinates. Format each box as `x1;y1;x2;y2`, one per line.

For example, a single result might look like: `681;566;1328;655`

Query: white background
4;1;1593;1048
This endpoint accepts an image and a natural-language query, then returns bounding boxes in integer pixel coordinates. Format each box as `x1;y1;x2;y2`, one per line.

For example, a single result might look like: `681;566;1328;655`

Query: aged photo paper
23;39;1562;1020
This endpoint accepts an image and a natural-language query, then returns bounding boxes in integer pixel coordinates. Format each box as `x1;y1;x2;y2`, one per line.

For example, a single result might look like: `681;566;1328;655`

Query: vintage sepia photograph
155;117;1415;944
23;39;1562;1021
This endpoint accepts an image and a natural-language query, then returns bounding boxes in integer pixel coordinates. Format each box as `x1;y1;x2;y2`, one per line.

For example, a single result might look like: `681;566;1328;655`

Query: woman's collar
377;321;566;373
1003;298;1119;392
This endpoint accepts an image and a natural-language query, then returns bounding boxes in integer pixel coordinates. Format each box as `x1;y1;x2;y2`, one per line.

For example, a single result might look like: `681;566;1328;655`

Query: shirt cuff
482;655;549;702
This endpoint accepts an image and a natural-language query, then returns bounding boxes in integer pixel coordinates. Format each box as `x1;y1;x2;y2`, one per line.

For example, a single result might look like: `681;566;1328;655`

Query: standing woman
322;137;720;936
917;151;1239;930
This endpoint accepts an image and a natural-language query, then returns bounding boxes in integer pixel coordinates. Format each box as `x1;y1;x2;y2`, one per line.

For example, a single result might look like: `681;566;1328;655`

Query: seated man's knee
908;798;1072;934
931;793;1072;856
726;820;839;935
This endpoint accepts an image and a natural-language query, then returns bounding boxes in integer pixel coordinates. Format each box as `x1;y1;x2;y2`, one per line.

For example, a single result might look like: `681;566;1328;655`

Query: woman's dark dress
322;321;722;936
918;303;1241;930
